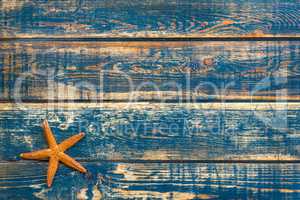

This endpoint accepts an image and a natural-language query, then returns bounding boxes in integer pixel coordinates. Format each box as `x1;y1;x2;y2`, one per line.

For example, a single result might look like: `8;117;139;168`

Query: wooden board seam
1;37;300;42
4;160;300;164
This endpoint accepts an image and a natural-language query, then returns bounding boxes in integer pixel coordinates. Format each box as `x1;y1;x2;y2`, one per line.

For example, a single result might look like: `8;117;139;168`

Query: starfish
20;120;87;187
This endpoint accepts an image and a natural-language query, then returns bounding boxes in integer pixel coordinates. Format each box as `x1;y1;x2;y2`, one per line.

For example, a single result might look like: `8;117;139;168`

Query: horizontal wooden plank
0;103;300;161
1;161;300;199
1;41;300;102
0;0;299;38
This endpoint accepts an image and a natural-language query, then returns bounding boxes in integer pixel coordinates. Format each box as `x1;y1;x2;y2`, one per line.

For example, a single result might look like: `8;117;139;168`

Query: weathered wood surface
1;1;300;199
0;103;300;161
1;41;300;102
0;0;299;38
1;161;300;199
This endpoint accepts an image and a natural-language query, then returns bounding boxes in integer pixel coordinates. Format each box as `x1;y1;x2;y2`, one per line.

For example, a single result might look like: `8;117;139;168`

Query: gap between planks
1;37;300;42
2;99;300;103
0;102;300;111
4;160;300;164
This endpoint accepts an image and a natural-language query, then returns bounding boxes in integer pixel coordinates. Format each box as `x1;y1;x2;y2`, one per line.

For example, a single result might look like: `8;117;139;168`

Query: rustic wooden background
0;0;300;199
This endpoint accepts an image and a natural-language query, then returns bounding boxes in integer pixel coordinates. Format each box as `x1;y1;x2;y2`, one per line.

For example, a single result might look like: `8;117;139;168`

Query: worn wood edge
0;40;298;47
4;159;300;164
1;35;300;40
3;94;300;103
0;102;300;111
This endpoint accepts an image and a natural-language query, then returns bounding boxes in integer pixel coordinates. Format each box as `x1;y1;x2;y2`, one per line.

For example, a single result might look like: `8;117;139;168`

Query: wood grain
0;0;299;38
1;41;299;102
1;161;300;199
0;103;299;161
1;0;299;199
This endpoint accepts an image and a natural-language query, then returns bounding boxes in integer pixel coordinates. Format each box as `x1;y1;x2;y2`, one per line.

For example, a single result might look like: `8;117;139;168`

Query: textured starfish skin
20;120;87;187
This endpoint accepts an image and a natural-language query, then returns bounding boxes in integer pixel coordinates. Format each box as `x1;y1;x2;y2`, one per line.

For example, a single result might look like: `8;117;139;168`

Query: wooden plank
0;0;299;38
1;161;300;199
1;41;300;102
0;102;300;161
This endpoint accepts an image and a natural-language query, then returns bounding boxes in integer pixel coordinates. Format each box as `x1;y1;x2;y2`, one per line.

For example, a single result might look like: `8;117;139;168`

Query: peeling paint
77;188;88;200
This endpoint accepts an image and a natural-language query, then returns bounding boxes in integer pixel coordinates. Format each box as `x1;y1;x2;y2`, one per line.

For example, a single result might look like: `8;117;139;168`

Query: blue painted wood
0;41;299;101
1;161;300;199
0;0;299;38
0;1;299;198
0;104;299;161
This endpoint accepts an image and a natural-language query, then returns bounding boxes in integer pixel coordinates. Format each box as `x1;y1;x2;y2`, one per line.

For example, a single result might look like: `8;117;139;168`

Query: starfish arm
42;120;57;148
47;156;59;187
58;132;85;152
59;152;87;173
20;149;50;160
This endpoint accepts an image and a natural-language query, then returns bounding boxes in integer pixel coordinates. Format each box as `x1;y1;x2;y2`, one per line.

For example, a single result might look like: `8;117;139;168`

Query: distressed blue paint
0;41;299;101
0;1;299;199
0;106;299;161
0;0;299;37
1;162;300;199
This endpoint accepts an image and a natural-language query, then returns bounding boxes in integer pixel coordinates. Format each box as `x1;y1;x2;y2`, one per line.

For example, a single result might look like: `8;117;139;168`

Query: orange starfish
20;120;87;187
